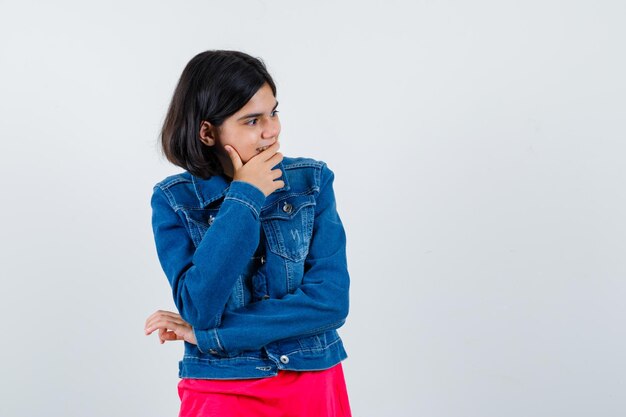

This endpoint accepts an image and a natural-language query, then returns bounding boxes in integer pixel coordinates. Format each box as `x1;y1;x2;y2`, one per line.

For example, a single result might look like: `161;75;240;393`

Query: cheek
219;129;254;154
234;139;260;163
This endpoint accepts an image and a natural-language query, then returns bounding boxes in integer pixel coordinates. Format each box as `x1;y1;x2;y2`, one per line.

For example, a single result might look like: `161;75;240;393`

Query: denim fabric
151;157;349;379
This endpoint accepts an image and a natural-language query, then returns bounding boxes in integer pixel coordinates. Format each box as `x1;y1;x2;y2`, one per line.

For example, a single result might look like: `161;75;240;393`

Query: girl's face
200;82;281;175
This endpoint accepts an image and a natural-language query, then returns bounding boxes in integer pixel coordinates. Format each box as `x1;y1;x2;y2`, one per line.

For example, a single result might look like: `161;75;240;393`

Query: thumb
225;145;243;171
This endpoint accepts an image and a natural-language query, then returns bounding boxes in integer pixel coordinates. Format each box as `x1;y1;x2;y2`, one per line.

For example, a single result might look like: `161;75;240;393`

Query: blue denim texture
151;157;349;379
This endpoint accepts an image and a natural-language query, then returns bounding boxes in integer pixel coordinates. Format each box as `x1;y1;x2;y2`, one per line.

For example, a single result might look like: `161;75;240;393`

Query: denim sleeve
194;164;350;356
151;180;266;330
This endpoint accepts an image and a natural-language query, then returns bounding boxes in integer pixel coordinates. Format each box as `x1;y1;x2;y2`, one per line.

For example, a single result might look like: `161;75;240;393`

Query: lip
255;139;277;153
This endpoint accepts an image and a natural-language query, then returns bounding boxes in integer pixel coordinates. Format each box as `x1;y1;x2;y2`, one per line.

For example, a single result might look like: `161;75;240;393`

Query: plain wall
1;1;625;416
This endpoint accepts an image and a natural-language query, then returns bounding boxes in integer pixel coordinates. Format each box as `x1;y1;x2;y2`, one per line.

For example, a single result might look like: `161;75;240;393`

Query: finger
145;310;182;328
225;145;243;170
145;318;190;334
147;318;188;332
148;310;183;321
146;320;186;335
271;169;283;180
158;328;167;344
158;328;178;342
147;322;170;337
266;151;283;166
160;331;179;344
146;315;187;331
273;180;285;190
258;141;280;160
161;331;178;340
145;313;188;331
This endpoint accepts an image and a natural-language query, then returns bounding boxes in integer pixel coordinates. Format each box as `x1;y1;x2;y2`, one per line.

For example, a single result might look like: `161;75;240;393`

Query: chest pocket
261;194;316;262
182;207;220;247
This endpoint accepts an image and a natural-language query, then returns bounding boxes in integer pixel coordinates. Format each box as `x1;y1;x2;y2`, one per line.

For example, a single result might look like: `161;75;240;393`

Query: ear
199;121;218;146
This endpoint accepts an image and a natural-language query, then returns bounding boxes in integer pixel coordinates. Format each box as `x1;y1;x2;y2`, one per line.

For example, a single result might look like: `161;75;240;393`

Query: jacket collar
191;160;290;207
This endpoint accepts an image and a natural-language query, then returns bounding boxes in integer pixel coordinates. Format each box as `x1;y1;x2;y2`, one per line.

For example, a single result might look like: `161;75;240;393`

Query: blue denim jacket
151;157;349;379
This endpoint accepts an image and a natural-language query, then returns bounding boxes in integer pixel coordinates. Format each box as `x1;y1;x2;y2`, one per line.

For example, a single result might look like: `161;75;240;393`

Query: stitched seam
260;189;319;211
224;196;260;218
283;161;324;169
183;354;264;362
156;176;189;189
213;329;224;352
316;162;326;189
282;337;342;356
202;192;228;206
191;175;204;204
261;201;316;220
305;319;345;335
157;186;178;208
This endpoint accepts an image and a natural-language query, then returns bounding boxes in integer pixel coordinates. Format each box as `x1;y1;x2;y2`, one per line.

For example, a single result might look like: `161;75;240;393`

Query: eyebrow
237;101;279;121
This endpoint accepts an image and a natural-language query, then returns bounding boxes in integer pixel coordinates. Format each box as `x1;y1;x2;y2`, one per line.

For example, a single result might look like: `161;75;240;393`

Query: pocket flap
260;194;316;220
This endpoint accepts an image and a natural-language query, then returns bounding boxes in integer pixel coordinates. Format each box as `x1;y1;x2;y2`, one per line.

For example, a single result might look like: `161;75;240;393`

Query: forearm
194;269;349;355
152;180;266;329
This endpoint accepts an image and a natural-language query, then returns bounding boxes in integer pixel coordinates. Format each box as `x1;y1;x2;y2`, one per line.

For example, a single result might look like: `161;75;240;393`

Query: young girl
144;50;351;416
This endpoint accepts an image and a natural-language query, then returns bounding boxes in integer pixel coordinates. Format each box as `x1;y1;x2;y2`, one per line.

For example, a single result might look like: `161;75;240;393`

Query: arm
152;142;284;329
151;180;266;329
194;164;350;356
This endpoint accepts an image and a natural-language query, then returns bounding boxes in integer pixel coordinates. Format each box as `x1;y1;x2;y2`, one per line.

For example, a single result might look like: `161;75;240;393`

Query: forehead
236;83;276;113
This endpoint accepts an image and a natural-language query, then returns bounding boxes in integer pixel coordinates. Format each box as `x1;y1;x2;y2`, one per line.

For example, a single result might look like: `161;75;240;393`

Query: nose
261;117;280;139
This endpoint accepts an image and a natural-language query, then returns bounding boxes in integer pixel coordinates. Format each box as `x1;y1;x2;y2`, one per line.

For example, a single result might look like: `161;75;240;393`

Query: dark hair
160;50;277;178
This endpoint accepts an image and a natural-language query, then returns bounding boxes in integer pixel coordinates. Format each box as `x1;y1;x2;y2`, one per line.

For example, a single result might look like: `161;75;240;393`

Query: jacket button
279;355;289;364
209;349;218;354
282;202;293;214
260;256;265;264
262;294;270;300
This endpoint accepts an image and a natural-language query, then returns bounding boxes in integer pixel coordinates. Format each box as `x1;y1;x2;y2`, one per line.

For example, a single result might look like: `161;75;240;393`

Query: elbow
326;285;349;325
336;294;349;323
337;276;350;321
340;298;349;321
321;300;349;333
172;286;222;329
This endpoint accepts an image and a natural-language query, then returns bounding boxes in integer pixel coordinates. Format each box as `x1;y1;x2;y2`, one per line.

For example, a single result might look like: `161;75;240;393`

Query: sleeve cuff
224;181;267;219
194;328;227;356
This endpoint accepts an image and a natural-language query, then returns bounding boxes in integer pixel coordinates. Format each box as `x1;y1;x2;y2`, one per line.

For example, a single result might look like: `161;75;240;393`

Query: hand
144;310;197;345
225;141;285;197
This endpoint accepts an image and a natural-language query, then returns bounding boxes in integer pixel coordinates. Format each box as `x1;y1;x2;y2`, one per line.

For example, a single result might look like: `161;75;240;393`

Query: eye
271;109;279;117
245;118;258;126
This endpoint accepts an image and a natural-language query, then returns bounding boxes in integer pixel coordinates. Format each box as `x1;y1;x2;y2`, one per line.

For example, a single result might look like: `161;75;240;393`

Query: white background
1;1;625;416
